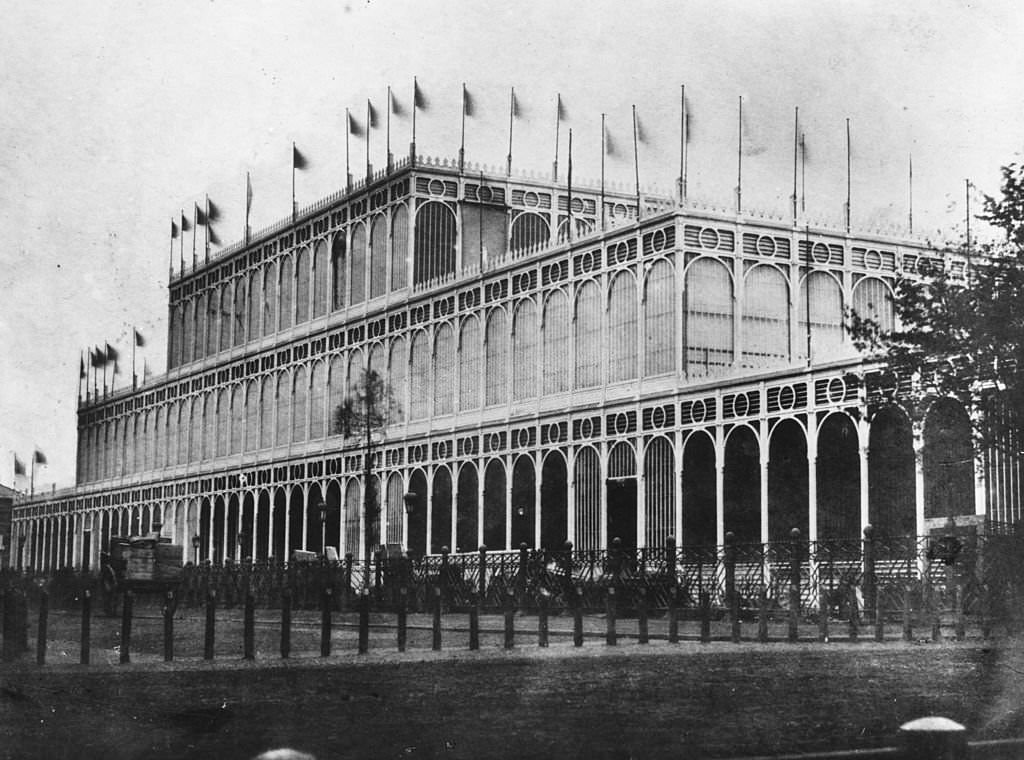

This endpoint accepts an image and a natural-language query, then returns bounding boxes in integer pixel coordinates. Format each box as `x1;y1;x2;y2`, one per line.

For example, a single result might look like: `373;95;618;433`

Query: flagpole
459;82;467;173
245;173;251;245
678;84;687;206
632;105;641;221
192;203;198;269
411;77;418;164
386;85;393;173
966;179;972;269
507;87;515;177
366;99;372;180
132;328;136;390
805;224;812;366
292;141;297;222
800;132;807;214
346;108;352;192
179;210;185;274
553;93;561;182
600;113;607;231
736;96;743;215
908;154;914;235
30;458;34;498
78;351;84;403
567;128;574;242
168;218;175;281
205;194;211;265
845;118;851;234
792;106;799;226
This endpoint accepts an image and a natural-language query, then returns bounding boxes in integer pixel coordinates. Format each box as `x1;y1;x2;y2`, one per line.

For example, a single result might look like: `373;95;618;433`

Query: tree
333;368;392;579
849;163;1024;452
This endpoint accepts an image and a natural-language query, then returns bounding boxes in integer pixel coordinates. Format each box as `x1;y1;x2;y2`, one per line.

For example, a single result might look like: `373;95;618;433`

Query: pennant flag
511;89;520;119
634;110;648;144
91;346;106;367
414;78;428;110
740;99;767;156
33;449;47;466
246;174;253;215
556;93;567;123
14;455;26;477
180;210;191;232
106;343;119;362
194;201;207;226
208;226;221;246
171;219;179;239
113;358;120;375
390;88;405;117
348;111;364;137
79;353;86;379
367;100;379;130
604;122;618;157
292;144;308;170
206;198;221;223
134;329;145;347
462;84;474;117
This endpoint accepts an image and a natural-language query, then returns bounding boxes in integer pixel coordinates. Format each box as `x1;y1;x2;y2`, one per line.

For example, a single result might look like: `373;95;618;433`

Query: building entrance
606;478;637;549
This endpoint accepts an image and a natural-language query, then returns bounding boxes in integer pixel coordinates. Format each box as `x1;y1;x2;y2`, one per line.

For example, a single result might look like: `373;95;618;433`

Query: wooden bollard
903;582;914;642
954;583;965;642
397;588;408;653
758;585;769;643
163;591;174;662
81;589;92;665
468;600;480;651
244;593;255;661
357;591;369;654
605;586;617;646
321;588;332;658
280;589;292;659
638;592;649;645
848;585;859;642
120;591;133;665
538;594;549;648
503;591;515;650
432;587;442;652
818;588;829;643
203;590;216;661
874;593;885;643
37;590;49;666
699;591;711;643
668;588;679;644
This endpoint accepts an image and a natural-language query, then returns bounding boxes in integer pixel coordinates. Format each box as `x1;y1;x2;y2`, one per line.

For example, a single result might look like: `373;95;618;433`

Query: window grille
369;214;387;299
574;447;601;551
512;300;538;400
409;330;430;420
852;277;894;332
391;205;409;290
206;294;219;355
327;355;345;435
215;390;227;457
291;366;308;443
741;265;790;369
195;293;207;362
510;212;550;256
459;317;481;411
245;271;260;340
309;361;326;440
413;202;457;285
279;257;294;331
574;281;602;388
485;309;509;406
275;373;290;446
166;401;178;468
259;376;274;449
684;258;733;378
331;236;347;311
388;337;407;424
233;280;247;348
295;247;310;324
344;479;361;559
608;270;638;383
434;324;455;416
644;259;675;376
386;473;404;546
350;224;367;305
312;240;329;318
797;271;846;363
645;437;675;546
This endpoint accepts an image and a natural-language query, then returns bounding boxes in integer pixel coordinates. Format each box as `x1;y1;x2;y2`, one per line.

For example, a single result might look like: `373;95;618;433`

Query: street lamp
191;534;201;564
403;492;418;515
318;500;328;556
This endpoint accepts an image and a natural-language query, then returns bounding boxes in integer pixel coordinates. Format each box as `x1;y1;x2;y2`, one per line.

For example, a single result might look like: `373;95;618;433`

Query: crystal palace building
10;145;1024;572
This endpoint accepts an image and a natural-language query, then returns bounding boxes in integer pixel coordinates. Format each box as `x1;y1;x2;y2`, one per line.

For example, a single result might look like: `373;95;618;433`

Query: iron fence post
699;590;711;643
863;524;876;621
469;595;480;651
724;532;737;627
343;553;354;611
818;585;829;642
358;590;369;654
204;589;216;660
478;545;488;602
758;584;769;642
80;589;92;665
281;588;292;659
668;586;679;644
538;591;549;648
397;587;407;652
321;587;332;657
432;586;442;651
119;590;132;665
504;590;516;649
37;589;49;666
788;528;801;642
163;591;174;662
638;588;649;644
573;586;584;647
517;543;528;610
606;585;617;646
903;581;914;642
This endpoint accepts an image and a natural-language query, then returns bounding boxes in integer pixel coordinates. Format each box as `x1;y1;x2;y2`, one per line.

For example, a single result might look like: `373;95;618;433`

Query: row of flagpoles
12;450;46;497
79;328;148;402
167;79;974;280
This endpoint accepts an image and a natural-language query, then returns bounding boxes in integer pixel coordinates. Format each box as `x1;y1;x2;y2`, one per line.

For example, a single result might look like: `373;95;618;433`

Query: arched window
188;397;201;463
459;316;482;410
215;389;228;457
279;257;294;331
409;330;430;420
219;284;231;350
644;259;675;376
233;279;247;347
165;401;178;468
275;373;290;445
248;269;262;340
742;264;790;369
485;309;508;406
852;277;894;334
798;271;846;362
574;280;602;389
574;446;601;550
260;375;274;449
608;270;638;382
434;323;455;416
510;212;550;255
350;223;367;305
644;437;675;547
327;354;345;436
543;290;570;394
311;240;328;318
295;247;310;324
309;361;326;440
369;214;387;299
245;379;259;452
391;205;409;290
263;260;277;335
202;394;214;461
229;386;243;454
512;300;538;399
292;366;308;443
182;300;194;365
413;202;456;285
685;257;734;377
206;292;219;355
194;293;207;362
331;235;347;311
388;337;407;423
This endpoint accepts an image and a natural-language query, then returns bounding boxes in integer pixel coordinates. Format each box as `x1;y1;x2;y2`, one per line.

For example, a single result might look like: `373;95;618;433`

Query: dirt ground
2;615;1024;760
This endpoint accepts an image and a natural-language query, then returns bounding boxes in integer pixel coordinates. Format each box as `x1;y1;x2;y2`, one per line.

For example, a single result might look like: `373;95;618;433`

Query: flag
91;346;106;367
194;201;207;226
134;329;145;347
367;100;379;129
292;144;308;170
556;93;566;123
634;109;648;144
14;455;25;476
246;173;253;215
171;219;179;239
604;121;618;157
206;198;221;223
106;343;119;362
510;88;520;119
33;449;47;466
79;353;85;379
462;84;474;117
389;88;404;117
413;78;428;110
740;98;766;156
180;210;191;233
348;111;364;137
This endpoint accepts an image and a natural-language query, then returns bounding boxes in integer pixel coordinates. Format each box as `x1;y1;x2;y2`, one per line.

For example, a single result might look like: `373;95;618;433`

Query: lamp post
402;492;417;554
318;500;328;556
192;534;201;565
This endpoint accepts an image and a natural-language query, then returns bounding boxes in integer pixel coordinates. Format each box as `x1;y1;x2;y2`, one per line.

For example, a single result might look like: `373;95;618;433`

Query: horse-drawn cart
100;536;184;616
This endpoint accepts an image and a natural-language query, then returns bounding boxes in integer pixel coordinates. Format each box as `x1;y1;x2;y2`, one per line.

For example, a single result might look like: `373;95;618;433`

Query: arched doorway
923;398;974;519
681;431;716;546
456;463;480;553
510;456;536;549
768;419;808;542
816;413;860;540
868;406;916;538
724;426;760;543
540;451;568;550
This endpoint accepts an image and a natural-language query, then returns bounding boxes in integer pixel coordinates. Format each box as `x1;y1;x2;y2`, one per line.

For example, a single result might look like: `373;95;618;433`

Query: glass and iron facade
11;154;1024;571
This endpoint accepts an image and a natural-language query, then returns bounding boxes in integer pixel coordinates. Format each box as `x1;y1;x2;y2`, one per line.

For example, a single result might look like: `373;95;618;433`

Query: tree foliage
849;163;1024;449
332;368;390;438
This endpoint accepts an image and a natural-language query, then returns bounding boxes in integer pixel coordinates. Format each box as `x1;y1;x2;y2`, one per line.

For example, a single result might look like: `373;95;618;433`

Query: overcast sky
2;0;1022;491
